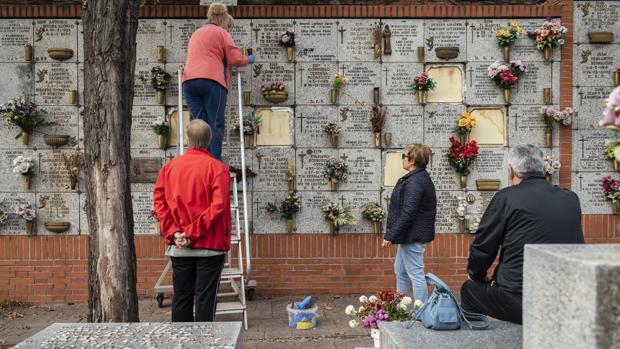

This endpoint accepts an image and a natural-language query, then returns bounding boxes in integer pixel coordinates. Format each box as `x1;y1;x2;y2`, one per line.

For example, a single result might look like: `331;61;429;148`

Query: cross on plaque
339;195;346;206
298;153;306;169
297;112;307;132
578;90;584;106
577;136;587;158
253;197;263;219
252;26;260;42
255;150;264;169
338;26;346;44
469;24;476;44
576;171;584;191
383;194;390;206
340;64;346;76
511;113;521;131
298;66;305;86
429;150;435;169
383;67;389;85
340;153;349;162
468;67;474;87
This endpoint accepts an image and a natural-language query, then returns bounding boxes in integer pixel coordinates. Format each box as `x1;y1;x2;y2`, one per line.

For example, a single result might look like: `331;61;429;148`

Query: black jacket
385;168;437;244
467;177;584;293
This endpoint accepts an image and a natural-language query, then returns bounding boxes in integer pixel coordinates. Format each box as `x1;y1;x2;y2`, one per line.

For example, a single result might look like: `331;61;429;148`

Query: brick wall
2;0;618;304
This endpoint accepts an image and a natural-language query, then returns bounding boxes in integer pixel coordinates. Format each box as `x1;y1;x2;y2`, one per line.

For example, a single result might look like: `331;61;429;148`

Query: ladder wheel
156;294;164;308
246;287;255;301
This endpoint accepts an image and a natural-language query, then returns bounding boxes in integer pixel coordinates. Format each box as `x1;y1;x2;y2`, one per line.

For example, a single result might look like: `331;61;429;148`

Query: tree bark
82;0;140;322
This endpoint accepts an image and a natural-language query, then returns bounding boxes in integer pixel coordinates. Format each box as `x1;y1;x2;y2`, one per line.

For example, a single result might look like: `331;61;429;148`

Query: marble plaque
163;62;182;106
424;20;467;62
337;62;381;105
381;63;424;105
36;150;82;192
253;191;292;234
168;107;190;147
573;171;616;214
572;129;620;172
338;149;382;191
507;104;561;148
574;1;620;44
573;86;615;130
0;19;33;63
427;65;464;103
221;146;254;174
427;147;461;191
77;21;83;62
132;190;157;235
230;19;252;53
0;63;33;104
469;147;509;190
383;151;408;187
79;193;88;235
251;62;295;105
252;19;295;62
34;63;77;106
512;62;553;105
340;104;376;148
424;103;466;147
252;147;295;192
469;107;507;146
512;19;562;62
33;19;78;63
465;190;498;217
0;149;37;193
130;158;162;183
337;19;377;62
295;148;338;191
136;20;166;63
294;105;337;148
37;193;79;235
0;193;36;236
294;20;338;62
434;190;461;233
383;105;424;149
465;61;504;105
255;107;293;146
574;44;620;87
133;62;160;106
131;106;167;149
232;191;252;235
165;19;203;64
381;19;424;63
466;19;505;62
295;63;338;105
33;106;79;149
227;67;253;106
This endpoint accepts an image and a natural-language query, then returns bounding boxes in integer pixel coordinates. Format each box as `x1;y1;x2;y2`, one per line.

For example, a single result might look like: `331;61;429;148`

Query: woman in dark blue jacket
382;144;437;302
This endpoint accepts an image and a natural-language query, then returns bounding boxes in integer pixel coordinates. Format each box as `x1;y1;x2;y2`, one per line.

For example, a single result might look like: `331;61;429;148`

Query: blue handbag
407;273;490;331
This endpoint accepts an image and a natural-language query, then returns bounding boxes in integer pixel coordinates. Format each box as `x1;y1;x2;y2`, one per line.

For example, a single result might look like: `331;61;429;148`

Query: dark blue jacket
385;168;437;244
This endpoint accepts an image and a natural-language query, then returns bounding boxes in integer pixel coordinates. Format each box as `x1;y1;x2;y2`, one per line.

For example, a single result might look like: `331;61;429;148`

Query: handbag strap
425;272;451;290
444;289;491;330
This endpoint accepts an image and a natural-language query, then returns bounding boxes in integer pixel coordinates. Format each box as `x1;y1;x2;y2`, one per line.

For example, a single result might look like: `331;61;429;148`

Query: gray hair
508;144;545;178
187;119;212;150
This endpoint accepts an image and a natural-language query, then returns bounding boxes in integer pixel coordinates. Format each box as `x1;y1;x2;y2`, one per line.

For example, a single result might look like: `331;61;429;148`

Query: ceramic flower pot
286;47;294;62
614;159;619;172
156;45;165;62
287;178;295;191
156;89;165;105
330;178;338;192
21;131;29;145
243;91;251;105
502;46;510;62
458;218;466;234
545;173;552;183
614;72;620;87
23;174;31;191
543;46;551;62
373;87;380;105
372;221;382;235
543;88;551;105
286;219;294;234
503;88;511;104
417;46;425;62
613;201;620;215
68;90;78;105
26;220;35;235
383;132;392;148
24;44;33;62
374;132;381;148
545;127;552;147
459;175;467;189
330;88;338;104
157;134;167;149
244;134;254;148
330;134;339;148
417;90;427;105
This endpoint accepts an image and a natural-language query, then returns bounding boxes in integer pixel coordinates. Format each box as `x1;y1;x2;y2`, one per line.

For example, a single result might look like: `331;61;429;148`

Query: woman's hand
382;239;392;248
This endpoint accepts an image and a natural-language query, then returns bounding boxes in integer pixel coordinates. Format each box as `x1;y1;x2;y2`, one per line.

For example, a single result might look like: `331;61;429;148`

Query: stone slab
34;62;78;106
466;19;506;62
465;61;504;105
252;146;295;192
36;192;79;235
252;19;295;63
469;147;510;190
573;85;615;131
339;105;376;149
507;104;561;148
14;322;242;349
0;193;37;236
573;44;620;87
294;105;338;148
33;19;78;64
426;64;464;103
382;105;424;149
511;62;553;105
295;62;338;105
136;19;166;64
572;129;620;172
381;63;424;105
35;149;83;193
294;19;338;62
0;63;34;105
572;171;616;214
511;19;562;62
131;105;167;150
426;147;461;191
0;149;38;193
524;244;620;349
424;20;467;63
133;62;161;106
132;190;156;235
338;148;382;191
0;19;34;63
164;19;203;64
337;19;378;62
338;62;381;106
379;319;522;349
251;62;295;106
574;1;620;44
423;103;466;148
381;19;424;63
295;148;339;191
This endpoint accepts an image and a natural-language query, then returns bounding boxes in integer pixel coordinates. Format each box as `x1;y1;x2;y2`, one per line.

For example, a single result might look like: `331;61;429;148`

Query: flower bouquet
447;137;479;189
62;151;84;190
488;60;527;103
149;209;160;234
456;194;467;233
453;111;476;145
278;30;295;62
150;66;171;105
324;158;348;191
361;203;386;234
411;72;436;105
370;106;388;148
152;116;169;149
285;162;296;191
604;141;620;171
266;191;301;234
324;121;342;148
539;106;573;147
15;202;36;235
330;72;348;104
233;112;261;148
527;18;567;61
228;165;257;183
13;156;34;191
496;20;523;61
321;200;356;235
543;154;560;183
1;97;50;145
261;81;288;104
602;176;620;214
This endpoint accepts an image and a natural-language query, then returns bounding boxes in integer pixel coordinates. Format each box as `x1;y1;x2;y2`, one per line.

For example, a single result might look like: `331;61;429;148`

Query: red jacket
153;148;231;251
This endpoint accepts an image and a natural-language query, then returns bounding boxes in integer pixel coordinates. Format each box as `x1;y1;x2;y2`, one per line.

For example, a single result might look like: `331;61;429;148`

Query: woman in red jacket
182;3;255;160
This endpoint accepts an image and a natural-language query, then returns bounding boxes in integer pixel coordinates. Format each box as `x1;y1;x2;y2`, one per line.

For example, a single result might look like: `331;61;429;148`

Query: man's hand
174;232;191;249
381;239;392;248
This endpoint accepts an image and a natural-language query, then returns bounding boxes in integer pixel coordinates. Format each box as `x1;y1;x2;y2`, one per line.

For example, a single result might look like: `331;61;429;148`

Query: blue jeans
395;242;428;303
183;78;228;160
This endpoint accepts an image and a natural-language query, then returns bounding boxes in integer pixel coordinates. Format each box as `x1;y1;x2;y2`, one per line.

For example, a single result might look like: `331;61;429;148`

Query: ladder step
216;301;246;313
221;267;243;277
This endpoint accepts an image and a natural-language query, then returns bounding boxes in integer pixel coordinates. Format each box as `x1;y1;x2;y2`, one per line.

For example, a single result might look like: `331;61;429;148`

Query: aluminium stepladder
153;68;253;330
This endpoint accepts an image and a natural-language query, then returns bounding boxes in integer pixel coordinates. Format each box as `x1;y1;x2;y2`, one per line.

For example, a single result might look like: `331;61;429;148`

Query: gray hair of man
507;144;545;178
187;119;212;150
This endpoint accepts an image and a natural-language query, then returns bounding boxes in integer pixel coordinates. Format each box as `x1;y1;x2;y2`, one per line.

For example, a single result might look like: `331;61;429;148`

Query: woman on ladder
182;2;255;160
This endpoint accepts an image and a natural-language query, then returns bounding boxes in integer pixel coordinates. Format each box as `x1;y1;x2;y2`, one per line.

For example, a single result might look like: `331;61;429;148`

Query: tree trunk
82;0;140;322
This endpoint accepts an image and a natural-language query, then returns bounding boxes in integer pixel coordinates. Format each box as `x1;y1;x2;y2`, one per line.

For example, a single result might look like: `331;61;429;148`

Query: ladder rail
236;72;252;279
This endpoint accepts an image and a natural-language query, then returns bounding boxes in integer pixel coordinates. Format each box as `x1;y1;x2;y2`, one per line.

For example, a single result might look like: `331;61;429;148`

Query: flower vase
374;132;381;148
543;46;551;62
330;88;338;104
614;159;619;172
545;127;552;147
459;175;467;189
330;134;339;148
70;177;77;190
24;44;33;61
543;88;551;105
21;131;29;145
384;132;392;148
329;221;339;235
330;178;338;192
502;46;510;62
459;134;468;145
156;89;165;105
371;328;380;348
614;72;620;87
503;88;511;104
613;201;620;215
373;87;380;105
244;134;254;148
372;221;382;235
545;173;552;183
23;174;31;191
286;47;294;62
26;220;35;235
458;218;466;234
286;219;294;234
287;178;295;191
156;134;167;149
243;91;251;105
417;90;427;105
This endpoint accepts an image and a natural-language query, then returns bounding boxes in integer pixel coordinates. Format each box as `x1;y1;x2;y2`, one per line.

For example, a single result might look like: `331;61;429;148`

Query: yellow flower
497;28;511;38
458;118;469;127
469;117;476;128
461;111;471;119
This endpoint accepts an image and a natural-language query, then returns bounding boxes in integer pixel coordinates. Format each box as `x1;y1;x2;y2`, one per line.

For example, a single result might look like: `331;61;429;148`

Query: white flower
399;303;408;311
345;305;355;315
414;299;424;310
359;295;368;303
358;306;365;313
401;296;412;306
349;319;359;328
368;295;378;303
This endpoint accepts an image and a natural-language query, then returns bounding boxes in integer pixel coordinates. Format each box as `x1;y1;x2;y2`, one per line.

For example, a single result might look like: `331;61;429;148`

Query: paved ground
0;295;374;348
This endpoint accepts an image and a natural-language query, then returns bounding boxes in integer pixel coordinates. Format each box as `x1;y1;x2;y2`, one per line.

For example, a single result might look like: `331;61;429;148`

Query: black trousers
460;279;523;324
171;254;225;322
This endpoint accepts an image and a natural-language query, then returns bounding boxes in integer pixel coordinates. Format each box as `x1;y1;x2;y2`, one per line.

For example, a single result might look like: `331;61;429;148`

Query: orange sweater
182;24;249;90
